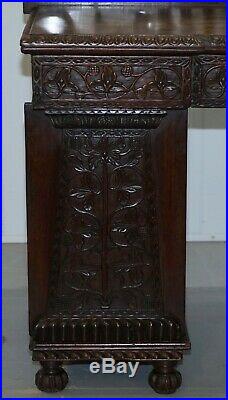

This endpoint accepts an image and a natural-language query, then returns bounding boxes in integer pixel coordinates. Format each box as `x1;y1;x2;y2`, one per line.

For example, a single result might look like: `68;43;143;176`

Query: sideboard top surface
21;2;225;54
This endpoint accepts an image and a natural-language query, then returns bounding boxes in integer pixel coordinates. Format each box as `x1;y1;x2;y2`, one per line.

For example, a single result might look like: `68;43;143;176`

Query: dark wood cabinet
21;2;225;394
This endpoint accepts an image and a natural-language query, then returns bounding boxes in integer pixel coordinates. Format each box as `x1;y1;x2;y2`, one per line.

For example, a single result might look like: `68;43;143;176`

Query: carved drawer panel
32;56;192;109
192;55;225;107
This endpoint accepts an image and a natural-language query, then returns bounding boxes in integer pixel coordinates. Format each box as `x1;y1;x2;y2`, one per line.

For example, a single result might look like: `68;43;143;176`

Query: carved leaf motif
44;67;80;99
65;213;100;252
55;68;71;91
136;69;180;99
110;167;143;209
64;269;99;293
117;265;143;289
153;70;167;87
69;172;101;212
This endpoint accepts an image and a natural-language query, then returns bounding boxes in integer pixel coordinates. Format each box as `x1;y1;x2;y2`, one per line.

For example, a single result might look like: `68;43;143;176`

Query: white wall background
2;2;226;243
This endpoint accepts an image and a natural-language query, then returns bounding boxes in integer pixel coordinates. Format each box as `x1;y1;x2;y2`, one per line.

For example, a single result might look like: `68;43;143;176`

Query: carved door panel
48;126;162;315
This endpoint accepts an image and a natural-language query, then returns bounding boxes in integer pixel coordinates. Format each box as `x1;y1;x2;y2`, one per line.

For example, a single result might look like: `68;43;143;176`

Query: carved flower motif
88;65;127;96
87;65;100;76
205;66;225;98
121;65;134;77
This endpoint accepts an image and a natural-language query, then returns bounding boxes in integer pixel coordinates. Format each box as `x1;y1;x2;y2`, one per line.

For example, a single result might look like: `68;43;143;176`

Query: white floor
2;244;226;398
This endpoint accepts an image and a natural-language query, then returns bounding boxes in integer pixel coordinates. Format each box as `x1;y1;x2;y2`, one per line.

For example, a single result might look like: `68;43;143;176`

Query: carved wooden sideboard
21;2;225;394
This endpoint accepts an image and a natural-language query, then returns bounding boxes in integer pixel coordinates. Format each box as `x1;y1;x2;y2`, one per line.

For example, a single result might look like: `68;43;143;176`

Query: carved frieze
32;56;192;109
32;349;183;362
47;109;166;130
192;55;225;107
22;33;225;52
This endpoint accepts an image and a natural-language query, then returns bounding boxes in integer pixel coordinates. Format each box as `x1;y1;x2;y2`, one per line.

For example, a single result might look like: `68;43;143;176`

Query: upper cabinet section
21;2;225;55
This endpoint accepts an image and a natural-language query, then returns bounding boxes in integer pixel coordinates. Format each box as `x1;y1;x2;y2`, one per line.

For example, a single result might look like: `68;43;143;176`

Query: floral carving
192;55;225;107
204;66;225;99
43;65;181;101
32;56;191;108
48;121;162;314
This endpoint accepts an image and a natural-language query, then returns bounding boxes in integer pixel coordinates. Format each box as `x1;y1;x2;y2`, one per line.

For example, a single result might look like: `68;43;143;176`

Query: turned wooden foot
35;361;68;393
148;361;182;394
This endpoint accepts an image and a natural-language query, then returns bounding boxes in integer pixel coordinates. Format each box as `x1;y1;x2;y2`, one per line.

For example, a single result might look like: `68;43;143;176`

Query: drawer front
192;55;225;108
32;56;192;109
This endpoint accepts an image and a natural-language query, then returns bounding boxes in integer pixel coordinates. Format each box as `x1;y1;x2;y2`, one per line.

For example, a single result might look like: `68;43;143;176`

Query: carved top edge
21;34;225;54
24;2;223;13
46;109;166;129
23;3;158;14
45;109;167;116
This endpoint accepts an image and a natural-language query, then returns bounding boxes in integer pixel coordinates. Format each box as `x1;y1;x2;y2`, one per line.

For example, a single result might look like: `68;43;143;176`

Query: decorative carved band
33;316;184;345
32;56;192;109
32;55;226;109
22;33;225;52
192;55;225;108
47;109;166;129
32;349;183;362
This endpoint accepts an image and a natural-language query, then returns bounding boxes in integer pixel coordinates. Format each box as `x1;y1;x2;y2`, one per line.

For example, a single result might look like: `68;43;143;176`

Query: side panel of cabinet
155;110;187;321
25;103;63;332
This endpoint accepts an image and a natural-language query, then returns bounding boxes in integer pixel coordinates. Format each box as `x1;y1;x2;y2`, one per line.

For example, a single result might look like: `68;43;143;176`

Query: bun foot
148;361;182;394
35;361;68;393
